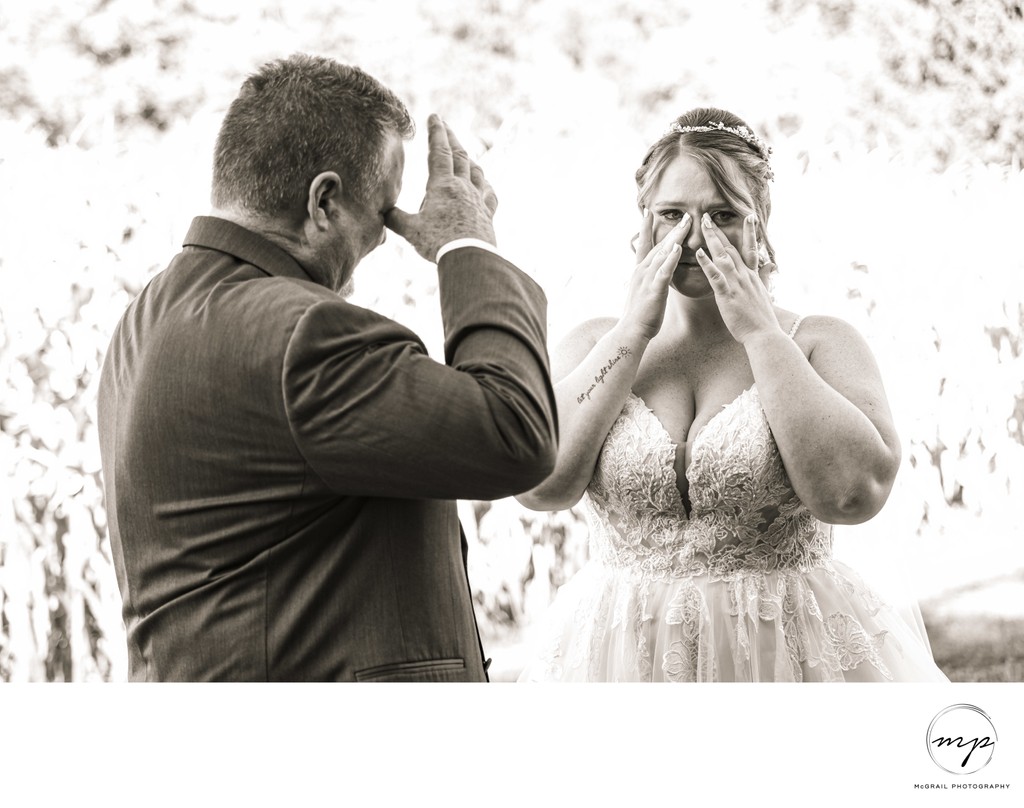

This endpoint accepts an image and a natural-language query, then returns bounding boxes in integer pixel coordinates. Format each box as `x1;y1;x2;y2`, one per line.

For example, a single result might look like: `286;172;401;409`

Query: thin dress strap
787;315;804;339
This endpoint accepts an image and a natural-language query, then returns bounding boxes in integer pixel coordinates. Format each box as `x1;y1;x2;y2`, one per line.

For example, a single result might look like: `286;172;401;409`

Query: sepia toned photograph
1;0;1022;799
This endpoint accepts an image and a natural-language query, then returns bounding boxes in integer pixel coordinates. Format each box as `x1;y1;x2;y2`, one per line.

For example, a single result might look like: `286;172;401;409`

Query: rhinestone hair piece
670;120;774;179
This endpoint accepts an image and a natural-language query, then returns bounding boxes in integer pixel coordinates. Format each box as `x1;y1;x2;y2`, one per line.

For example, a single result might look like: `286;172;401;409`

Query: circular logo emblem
926;704;997;775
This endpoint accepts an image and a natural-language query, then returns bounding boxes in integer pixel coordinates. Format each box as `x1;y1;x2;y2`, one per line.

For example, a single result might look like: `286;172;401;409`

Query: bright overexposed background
2;0;1023;683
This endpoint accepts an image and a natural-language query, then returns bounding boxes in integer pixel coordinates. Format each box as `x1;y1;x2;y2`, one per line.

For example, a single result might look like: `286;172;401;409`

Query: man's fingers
384;206;412;237
445;123;471;179
426;114;454;179
397;116;499;256
470;162;485;187
469;162;497;213
483;187;498;215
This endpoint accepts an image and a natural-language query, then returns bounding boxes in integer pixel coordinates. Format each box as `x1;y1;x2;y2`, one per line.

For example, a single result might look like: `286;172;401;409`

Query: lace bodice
582;380;833;583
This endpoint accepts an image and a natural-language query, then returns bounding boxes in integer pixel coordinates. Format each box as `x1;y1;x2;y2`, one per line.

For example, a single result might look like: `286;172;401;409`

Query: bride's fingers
634;210;654;263
742;214;759;271
654;243;681;280
695;246;727;292
699;214;739;276
643;213;690;268
634;238;675;285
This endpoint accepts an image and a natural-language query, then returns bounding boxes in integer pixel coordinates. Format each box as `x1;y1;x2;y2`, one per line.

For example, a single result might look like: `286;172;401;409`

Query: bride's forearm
516;322;650;511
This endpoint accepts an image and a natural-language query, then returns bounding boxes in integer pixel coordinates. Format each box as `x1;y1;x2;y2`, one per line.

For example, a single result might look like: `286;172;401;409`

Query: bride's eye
658;209;683;222
710;210;737;226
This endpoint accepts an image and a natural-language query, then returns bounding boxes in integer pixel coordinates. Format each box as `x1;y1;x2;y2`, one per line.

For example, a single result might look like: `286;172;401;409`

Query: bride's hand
623;210;691;340
695;213;778;344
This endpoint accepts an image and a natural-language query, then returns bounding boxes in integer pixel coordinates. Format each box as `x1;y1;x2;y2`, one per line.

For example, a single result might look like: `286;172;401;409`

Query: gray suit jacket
98;216;557;681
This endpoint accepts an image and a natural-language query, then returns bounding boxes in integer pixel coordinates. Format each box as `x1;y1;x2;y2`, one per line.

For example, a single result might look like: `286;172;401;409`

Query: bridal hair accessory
670;120;774;178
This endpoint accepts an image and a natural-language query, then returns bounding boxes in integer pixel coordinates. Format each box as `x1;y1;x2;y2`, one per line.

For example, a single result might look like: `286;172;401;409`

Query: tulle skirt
518;560;949;682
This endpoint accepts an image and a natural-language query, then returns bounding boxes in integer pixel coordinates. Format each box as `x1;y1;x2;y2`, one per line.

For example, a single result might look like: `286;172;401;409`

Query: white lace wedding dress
519;325;949;682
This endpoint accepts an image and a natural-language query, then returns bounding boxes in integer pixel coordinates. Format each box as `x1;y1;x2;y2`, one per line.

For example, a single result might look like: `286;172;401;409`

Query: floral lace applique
822;613;893;679
661;581;717;682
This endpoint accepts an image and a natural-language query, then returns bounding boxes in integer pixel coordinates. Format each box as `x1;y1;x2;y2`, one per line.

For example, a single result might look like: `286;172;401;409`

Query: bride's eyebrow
653;197;728;207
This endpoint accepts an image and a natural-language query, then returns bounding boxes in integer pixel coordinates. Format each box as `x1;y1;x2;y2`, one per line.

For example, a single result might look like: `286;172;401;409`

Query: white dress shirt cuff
436;238;501;263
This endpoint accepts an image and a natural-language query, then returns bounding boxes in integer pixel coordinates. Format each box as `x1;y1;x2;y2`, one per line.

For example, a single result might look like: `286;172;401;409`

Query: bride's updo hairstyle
636;107;777;266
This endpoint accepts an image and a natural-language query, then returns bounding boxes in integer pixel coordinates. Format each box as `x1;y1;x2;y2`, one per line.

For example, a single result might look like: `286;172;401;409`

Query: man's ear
306;171;344;230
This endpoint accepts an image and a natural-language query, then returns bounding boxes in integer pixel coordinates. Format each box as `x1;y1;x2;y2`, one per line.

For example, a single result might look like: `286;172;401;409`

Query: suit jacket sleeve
282;247;558;500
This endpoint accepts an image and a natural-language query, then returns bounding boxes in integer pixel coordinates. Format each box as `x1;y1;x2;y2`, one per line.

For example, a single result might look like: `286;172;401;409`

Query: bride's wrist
613;319;656;349
741;327;791;356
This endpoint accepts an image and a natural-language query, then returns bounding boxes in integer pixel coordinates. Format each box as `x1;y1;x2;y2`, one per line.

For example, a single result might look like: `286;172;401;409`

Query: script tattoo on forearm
577;347;632;404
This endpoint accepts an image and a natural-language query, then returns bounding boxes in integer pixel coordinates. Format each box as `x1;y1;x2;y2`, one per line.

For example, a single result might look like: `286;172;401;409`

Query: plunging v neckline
628;385;757;518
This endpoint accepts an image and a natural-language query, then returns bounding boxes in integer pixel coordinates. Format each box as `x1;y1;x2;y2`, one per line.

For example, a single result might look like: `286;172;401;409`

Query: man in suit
97;54;557;681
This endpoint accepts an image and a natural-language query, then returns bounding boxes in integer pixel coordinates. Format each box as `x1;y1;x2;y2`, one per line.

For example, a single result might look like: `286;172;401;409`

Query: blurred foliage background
2;0;1023;682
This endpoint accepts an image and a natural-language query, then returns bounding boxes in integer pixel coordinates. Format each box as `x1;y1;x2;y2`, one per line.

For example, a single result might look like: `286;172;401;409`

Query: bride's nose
685;218;706;254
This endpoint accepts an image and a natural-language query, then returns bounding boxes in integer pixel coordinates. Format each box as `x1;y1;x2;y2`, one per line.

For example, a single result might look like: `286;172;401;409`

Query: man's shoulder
140;249;418;351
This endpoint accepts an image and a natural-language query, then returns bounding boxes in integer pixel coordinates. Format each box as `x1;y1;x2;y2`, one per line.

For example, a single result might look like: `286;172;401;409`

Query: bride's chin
670;275;714;299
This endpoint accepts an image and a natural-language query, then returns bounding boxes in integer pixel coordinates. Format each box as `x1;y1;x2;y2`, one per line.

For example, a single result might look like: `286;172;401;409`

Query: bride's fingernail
701;213;712;228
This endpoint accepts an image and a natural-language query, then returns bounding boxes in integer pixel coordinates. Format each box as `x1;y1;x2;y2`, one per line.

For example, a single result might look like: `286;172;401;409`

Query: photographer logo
926;704;997;775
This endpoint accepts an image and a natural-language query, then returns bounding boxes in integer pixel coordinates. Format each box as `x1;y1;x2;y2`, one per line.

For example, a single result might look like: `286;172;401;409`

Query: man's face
331;133;405;296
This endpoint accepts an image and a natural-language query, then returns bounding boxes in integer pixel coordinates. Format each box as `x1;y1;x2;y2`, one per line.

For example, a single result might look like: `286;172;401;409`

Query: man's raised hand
385;115;497;262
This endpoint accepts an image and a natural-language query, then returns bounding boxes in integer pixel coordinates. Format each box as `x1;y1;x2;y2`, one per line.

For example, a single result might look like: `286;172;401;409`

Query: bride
515;107;949;682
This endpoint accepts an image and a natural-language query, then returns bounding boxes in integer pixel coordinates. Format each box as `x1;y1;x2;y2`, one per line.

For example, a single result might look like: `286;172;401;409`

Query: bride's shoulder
780;312;882;371
790;313;867;341
776;309;865;341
